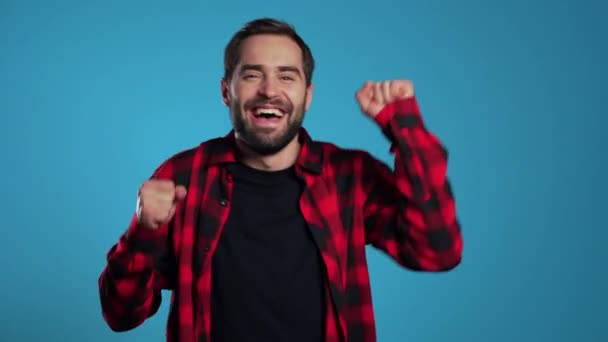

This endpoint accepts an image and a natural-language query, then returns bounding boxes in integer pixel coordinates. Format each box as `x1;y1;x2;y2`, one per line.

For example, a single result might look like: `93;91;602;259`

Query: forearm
98;215;167;331
367;97;463;271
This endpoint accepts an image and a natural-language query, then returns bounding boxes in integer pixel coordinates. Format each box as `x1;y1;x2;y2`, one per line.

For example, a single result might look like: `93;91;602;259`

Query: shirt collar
204;127;323;174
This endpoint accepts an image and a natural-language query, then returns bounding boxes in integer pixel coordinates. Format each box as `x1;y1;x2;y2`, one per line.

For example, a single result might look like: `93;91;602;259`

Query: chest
175;167;366;286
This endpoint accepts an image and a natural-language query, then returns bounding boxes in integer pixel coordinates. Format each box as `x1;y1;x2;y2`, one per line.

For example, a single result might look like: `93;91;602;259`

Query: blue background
1;0;606;341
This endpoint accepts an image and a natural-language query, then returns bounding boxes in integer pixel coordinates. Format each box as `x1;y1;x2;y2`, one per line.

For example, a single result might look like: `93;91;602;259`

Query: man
98;17;463;342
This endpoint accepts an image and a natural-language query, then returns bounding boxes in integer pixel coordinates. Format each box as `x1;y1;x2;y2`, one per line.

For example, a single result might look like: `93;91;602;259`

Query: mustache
244;97;292;113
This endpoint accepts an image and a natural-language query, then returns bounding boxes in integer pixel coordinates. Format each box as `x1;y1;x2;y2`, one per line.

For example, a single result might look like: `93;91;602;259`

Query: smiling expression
222;34;314;156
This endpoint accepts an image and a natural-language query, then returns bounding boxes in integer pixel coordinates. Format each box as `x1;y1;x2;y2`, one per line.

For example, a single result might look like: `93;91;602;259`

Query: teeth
254;108;283;117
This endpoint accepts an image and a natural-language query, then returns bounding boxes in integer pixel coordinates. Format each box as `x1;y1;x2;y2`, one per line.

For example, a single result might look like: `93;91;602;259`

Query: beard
230;95;306;156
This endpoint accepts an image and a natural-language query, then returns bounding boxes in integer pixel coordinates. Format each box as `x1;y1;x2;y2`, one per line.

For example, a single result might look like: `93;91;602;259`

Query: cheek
235;87;257;106
289;90;308;107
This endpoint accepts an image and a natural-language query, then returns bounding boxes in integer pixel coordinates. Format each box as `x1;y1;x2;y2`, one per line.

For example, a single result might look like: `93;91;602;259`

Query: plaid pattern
98;96;463;342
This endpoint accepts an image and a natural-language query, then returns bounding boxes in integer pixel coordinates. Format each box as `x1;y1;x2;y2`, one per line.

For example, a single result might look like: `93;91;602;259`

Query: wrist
374;96;421;128
126;214;165;242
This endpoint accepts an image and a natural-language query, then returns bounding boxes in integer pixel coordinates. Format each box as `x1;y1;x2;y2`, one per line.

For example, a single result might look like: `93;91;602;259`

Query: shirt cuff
125;214;166;242
374;96;421;128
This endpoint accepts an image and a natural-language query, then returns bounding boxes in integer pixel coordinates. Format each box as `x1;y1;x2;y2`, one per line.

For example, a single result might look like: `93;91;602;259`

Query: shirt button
220;198;228;206
203;246;210;252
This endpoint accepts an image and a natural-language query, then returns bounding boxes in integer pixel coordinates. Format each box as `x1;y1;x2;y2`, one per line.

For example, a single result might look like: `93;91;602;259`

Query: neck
235;135;301;172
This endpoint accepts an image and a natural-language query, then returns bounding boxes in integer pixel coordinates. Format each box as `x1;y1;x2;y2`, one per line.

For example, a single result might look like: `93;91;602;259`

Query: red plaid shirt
98;96;463;342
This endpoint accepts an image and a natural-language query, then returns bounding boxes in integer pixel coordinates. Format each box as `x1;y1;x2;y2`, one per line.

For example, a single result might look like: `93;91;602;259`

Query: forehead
237;34;304;69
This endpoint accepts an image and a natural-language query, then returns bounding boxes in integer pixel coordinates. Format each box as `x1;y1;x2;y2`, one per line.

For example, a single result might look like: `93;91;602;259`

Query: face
222;34;313;156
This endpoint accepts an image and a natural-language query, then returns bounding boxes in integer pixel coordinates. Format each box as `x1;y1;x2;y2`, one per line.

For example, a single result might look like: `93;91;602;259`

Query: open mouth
249;106;287;126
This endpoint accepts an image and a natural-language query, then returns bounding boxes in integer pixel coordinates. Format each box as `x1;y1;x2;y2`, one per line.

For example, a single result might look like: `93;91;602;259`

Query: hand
355;80;414;118
136;180;187;230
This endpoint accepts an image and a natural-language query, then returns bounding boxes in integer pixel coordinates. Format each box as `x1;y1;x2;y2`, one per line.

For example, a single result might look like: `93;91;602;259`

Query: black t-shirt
210;162;326;342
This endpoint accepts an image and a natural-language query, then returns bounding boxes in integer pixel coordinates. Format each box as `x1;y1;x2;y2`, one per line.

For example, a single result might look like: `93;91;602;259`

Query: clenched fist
355;80;414;118
136;180;187;230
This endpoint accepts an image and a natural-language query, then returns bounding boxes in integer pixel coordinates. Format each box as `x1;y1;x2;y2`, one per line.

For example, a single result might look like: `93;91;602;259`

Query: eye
243;74;259;80
280;75;295;81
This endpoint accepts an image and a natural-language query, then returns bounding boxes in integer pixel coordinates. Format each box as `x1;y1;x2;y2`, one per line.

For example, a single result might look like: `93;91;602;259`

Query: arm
363;96;463;271
98;166;177;331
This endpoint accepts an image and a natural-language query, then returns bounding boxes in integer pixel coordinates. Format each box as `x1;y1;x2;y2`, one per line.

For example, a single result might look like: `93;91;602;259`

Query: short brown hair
223;18;315;86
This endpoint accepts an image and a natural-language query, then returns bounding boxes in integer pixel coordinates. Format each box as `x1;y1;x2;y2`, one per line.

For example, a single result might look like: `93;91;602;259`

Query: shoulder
150;137;225;182
313;139;387;170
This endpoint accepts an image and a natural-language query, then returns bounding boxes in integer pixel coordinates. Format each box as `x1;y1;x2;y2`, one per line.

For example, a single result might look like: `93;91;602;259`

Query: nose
258;77;279;98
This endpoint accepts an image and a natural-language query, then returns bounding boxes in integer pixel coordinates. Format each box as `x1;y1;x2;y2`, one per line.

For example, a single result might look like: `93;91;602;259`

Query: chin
240;126;300;156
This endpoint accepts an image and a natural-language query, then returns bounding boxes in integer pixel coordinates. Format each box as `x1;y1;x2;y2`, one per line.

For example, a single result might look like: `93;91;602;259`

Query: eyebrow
240;64;302;76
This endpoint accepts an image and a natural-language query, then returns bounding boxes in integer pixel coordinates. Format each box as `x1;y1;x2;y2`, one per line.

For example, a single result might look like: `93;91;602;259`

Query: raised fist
355;80;414;118
136;180;187;230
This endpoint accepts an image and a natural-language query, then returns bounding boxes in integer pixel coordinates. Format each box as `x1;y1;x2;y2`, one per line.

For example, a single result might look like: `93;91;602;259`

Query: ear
221;78;230;106
304;82;314;111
